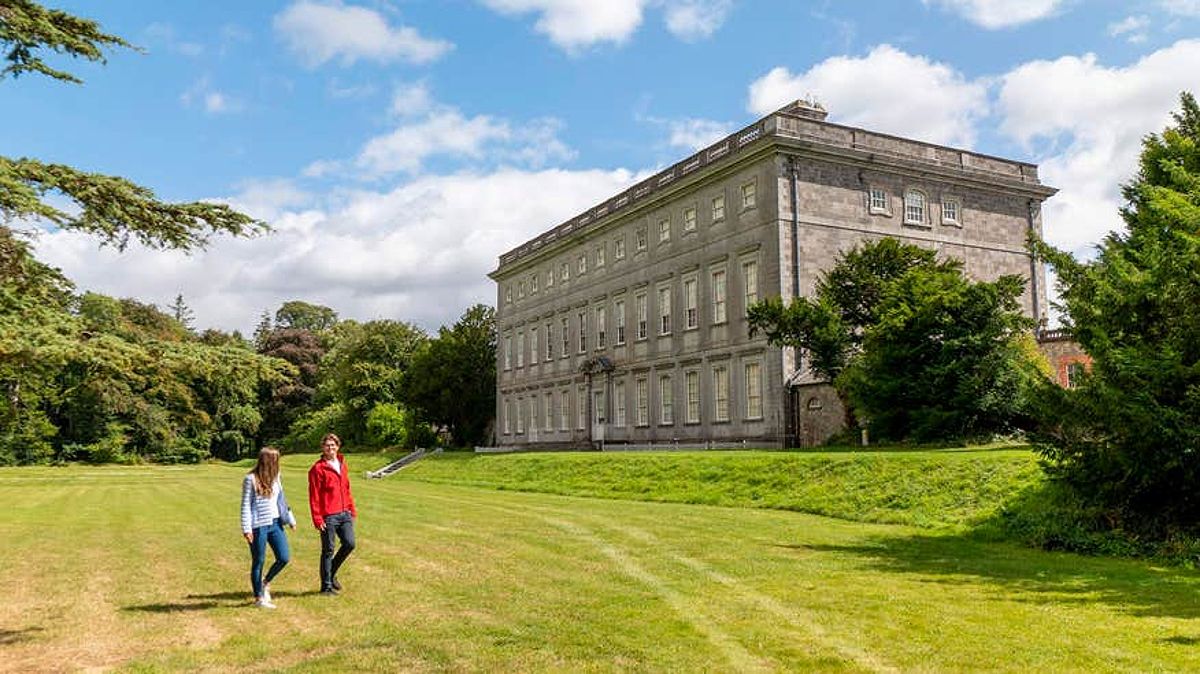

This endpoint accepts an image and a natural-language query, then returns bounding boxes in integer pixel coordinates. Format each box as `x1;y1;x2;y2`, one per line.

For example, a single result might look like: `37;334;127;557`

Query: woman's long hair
249;447;281;497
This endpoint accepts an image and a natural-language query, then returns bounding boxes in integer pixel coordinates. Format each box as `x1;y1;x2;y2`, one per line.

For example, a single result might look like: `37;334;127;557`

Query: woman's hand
243;532;253;543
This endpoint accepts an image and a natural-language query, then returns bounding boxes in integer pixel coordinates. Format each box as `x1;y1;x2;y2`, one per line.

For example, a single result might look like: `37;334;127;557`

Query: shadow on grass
123;590;324;613
789;532;1200;620
0;626;44;645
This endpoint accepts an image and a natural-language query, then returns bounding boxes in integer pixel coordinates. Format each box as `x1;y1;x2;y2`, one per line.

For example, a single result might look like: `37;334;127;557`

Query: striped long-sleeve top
240;474;297;533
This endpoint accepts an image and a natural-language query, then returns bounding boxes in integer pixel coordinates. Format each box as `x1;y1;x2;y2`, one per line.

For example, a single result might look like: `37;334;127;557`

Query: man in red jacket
308;433;357;595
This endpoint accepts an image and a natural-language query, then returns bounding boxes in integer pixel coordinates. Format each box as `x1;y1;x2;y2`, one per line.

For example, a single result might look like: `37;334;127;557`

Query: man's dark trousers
319;510;355;591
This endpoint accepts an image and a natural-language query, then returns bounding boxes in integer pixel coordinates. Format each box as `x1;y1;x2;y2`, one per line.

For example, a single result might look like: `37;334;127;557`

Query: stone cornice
490;102;1055;280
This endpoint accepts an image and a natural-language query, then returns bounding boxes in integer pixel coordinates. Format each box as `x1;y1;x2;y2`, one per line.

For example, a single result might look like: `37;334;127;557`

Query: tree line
0;2;494;463
0;253;496;464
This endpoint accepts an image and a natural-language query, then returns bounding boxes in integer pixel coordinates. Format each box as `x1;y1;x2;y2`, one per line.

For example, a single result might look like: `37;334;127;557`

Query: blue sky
8;0;1200;333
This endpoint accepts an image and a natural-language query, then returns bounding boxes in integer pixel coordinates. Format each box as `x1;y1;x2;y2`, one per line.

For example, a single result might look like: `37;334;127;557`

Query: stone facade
490;101;1056;448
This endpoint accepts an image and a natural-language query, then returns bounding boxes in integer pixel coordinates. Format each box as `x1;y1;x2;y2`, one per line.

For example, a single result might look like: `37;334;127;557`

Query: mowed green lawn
2;454;1199;672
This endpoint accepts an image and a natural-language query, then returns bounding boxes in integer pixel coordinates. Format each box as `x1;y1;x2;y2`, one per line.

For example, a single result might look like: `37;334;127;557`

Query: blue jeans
249;519;290;598
319;510;356;591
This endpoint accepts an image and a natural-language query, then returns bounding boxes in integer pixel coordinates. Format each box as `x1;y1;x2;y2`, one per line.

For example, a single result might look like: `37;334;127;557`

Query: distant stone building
1038;329;1092;388
489;101;1056;448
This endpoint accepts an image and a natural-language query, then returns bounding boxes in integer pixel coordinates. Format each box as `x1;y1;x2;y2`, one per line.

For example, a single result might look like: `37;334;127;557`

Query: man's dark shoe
331;578;342;591
320;588;339;596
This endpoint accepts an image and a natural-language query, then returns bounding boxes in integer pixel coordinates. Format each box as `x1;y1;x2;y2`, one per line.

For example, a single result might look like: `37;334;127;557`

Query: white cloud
747;45;989;147
301;159;344;178
390;81;433;117
478;0;730;51
923;0;1067;28
31;169;640;334
504;117;577;167
273;0;453;67
663;0;733;41
356;110;513;175
307;84;575;177
997;39;1200;255
1108;15;1150;43
480;0;644;51
1160;0;1200;16
180;77;242;114
660;117;734;151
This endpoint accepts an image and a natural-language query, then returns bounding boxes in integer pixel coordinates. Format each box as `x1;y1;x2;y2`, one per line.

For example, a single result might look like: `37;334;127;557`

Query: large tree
314;319;428;444
840;268;1039;441
1;2;274;463
257;327;326;443
274;300;339;333
1033;92;1200;532
402;304;497;447
749;237;1041;442
1;0;265;249
747;238;958;429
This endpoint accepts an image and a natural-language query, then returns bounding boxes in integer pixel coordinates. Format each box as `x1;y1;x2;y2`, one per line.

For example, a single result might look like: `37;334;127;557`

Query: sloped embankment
399;448;1043;529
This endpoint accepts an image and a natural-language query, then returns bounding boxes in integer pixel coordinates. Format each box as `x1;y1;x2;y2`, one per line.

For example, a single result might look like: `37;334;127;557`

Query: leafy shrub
366;402;437;449
282;402;350;453
61;423;130;464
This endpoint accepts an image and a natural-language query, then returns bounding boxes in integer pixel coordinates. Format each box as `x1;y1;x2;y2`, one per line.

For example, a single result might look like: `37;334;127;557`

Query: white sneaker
262;585;272;604
256;597;277;609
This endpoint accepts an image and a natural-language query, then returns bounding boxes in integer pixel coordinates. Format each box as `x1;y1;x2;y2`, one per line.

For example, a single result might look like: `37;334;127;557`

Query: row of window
868;186;962;227
504;181;758;305
500;361;764;435
502;260;759;370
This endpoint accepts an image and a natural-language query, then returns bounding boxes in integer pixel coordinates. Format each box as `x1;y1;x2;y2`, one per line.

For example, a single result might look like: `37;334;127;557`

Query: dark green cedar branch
0;0;134;83
0;158;266;251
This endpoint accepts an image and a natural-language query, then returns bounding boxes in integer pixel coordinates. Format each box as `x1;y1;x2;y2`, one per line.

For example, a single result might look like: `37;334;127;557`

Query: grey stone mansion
489;101;1056;448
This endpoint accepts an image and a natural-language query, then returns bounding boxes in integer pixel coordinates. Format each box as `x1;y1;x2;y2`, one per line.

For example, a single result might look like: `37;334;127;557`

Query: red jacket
308;454;357;528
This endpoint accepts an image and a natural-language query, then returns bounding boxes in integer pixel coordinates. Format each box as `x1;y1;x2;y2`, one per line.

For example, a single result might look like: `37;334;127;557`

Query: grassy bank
2;458;1199;671
402;447;1044;529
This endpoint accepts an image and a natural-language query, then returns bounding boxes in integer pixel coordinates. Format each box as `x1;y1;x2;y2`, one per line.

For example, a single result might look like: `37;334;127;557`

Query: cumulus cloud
31;169;640;334
663;0;734;41
747;45;989;147
640;116;733;151
354;109;574;175
479;0;645;51
274;0;453;67
306;84;575;177
923;0;1067;28
1108;15;1150;43
478;0;731;51
996;39;1200;254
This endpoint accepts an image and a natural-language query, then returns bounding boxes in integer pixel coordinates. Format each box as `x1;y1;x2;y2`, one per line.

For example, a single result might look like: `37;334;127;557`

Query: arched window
904;189;927;225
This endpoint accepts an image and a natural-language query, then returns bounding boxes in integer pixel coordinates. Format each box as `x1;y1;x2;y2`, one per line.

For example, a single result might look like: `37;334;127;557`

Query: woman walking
241;447;296;608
